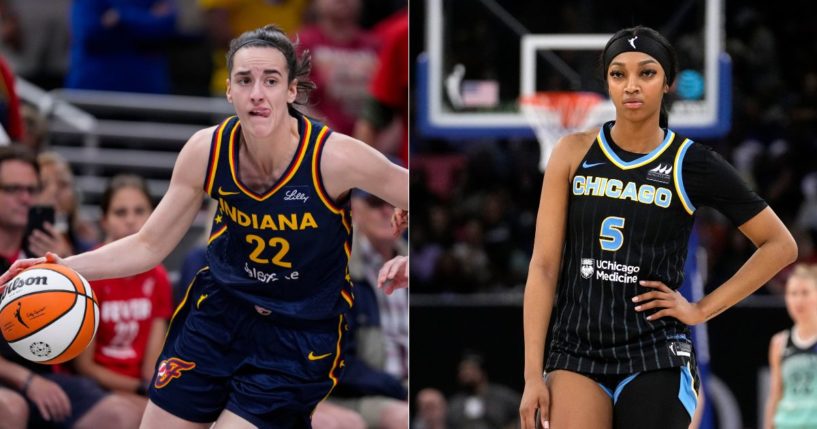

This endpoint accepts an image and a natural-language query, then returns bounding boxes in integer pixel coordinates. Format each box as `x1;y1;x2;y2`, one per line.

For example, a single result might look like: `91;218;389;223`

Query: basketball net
520;91;604;171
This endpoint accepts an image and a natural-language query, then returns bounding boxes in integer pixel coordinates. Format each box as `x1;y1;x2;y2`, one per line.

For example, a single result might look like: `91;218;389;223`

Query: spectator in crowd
0;0;71;89
19;103;47;153
0;146;142;429
298;0;380;136
354;7;407;164
328;189;409;429
32;152;98;256
198;0;309;93
0;54;25;143
74;175;172;414
412;388;448;429
447;352;519;429
66;0;179;93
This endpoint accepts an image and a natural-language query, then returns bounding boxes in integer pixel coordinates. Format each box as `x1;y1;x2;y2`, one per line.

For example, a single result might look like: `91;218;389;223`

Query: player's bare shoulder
185;125;219;151
552;127;600;174
320;131;367;171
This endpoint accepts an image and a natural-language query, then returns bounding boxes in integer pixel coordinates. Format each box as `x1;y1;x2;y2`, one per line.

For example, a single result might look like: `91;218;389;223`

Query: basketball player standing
519;26;796;429
1;25;408;429
765;265;817;429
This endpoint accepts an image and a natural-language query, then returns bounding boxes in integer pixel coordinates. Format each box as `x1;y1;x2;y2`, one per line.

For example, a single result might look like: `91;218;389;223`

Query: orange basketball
0;263;98;364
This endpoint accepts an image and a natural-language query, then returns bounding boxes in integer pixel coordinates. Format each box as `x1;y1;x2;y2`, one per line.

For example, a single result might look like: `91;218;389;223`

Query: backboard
418;0;730;140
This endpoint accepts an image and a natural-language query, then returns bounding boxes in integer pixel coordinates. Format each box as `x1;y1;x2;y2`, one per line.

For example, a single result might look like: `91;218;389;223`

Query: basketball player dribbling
0;24;408;429
519;26;796;429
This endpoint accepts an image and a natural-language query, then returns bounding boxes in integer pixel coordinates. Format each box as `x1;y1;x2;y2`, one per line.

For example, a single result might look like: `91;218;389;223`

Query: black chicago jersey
545;121;766;375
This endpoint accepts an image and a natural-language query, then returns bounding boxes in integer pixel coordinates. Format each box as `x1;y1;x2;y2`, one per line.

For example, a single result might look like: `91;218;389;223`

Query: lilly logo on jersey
283;187;310;203
647;163;672;184
154;357;196;389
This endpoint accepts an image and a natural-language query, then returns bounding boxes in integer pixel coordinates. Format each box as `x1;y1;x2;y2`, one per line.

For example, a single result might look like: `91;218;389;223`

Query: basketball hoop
520;91;605;171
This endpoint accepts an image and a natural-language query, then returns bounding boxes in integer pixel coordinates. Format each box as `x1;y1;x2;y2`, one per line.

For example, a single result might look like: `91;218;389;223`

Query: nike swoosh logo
218;186;240;196
582;161;606;168
308;351;333;361
196;294;208;309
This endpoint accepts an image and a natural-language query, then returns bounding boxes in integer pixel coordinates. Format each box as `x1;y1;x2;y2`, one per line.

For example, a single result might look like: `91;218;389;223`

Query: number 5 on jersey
599;216;625;252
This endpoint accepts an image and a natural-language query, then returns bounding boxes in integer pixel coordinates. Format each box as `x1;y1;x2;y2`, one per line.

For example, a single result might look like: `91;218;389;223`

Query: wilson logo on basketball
1;275;48;302
154;357;196;389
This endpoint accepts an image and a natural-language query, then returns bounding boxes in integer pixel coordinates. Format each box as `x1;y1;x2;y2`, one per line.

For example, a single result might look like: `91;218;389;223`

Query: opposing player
764;264;817;429
519;26;796;429
1;24;407;428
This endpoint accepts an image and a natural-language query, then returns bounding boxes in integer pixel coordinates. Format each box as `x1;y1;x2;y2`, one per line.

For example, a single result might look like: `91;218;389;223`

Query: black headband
603;33;675;85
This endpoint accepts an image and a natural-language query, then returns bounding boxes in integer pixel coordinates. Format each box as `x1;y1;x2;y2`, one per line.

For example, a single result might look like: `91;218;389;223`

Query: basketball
0;264;98;364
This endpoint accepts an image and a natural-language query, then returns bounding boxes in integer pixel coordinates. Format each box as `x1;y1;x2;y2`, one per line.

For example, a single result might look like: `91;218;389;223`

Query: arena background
409;1;817;428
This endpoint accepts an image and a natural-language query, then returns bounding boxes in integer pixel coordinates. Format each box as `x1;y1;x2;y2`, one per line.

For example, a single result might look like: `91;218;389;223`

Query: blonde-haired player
765;264;817;429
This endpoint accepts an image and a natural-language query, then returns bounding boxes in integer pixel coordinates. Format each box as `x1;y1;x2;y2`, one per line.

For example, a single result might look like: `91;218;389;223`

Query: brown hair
0;145;39;177
100;174;153;215
226;24;315;107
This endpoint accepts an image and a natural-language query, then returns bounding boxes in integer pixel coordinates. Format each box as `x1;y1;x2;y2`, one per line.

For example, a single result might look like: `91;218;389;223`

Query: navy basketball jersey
547;122;703;375
202;112;353;320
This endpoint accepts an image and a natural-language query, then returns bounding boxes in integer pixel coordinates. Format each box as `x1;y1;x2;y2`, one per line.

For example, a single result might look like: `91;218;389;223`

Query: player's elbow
778;231;798;265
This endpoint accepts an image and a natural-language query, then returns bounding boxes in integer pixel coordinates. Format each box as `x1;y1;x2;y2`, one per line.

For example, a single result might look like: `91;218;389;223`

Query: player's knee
379;401;409;429
0;389;29;429
75;394;143;429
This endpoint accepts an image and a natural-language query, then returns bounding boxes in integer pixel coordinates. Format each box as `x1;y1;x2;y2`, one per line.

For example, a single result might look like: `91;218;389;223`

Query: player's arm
61;128;211;281
74;338;142;392
519;132;590;429
636;146;797;324
637;207;796;324
320;133;407;210
694;208;796;322
763;331;786;429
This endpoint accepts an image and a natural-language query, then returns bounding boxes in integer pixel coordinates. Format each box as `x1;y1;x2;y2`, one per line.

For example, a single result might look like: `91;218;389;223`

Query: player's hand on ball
25;374;72;422
519;376;550;429
0;252;60;290
632;280;705;325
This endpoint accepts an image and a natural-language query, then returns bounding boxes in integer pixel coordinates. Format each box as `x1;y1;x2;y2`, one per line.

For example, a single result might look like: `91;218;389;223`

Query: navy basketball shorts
148;269;347;428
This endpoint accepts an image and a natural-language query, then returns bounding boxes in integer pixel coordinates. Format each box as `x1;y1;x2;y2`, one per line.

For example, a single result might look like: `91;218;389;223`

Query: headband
603;33;675;85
